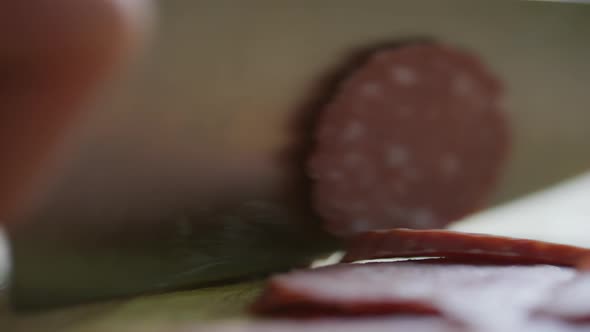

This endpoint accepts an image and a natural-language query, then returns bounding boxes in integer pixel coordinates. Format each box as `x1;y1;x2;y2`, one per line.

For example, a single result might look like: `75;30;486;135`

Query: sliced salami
308;43;509;236
342;229;590;266
190;319;589;332
251;262;573;329
189;317;459;332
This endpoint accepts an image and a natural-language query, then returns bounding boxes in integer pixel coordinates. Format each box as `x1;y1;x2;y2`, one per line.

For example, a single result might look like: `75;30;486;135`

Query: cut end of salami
308;43;509;236
343;229;590;267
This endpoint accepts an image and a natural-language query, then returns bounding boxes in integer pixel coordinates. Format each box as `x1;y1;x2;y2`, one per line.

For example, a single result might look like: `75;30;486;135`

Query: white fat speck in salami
341;121;365;142
385;145;409;167
452;73;476;96
350;219;371;233
409;208;436;227
308;43;509;236
360;82;383;98
391;66;418;86
440;153;461;178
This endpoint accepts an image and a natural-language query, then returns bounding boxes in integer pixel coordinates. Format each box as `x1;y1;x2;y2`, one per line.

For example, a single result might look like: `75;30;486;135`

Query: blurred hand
0;0;150;221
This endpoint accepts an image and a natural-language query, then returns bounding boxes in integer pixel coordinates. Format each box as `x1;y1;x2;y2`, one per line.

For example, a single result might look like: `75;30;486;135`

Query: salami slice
252;262;573;329
191;319;590;332
343;229;590;267
190;317;459;332
308;43;509;236
535;274;590;324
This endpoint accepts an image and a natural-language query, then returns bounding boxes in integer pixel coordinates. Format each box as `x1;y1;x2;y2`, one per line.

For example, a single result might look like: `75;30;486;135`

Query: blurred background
13;0;590;227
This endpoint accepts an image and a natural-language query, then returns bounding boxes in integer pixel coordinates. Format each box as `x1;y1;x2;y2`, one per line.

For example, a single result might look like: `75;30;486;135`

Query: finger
0;0;151;220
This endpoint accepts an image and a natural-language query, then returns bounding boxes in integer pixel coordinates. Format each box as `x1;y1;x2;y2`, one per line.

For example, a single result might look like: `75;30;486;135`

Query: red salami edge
251;275;439;317
342;229;590;267
577;257;590;271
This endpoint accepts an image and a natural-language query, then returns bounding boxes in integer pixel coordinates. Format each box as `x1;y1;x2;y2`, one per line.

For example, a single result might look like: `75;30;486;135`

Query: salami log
252;262;573;328
343;229;590;267
308;43;509;236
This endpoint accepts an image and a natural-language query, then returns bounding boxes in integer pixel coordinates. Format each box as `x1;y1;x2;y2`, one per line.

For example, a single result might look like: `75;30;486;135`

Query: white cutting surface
451;171;590;247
